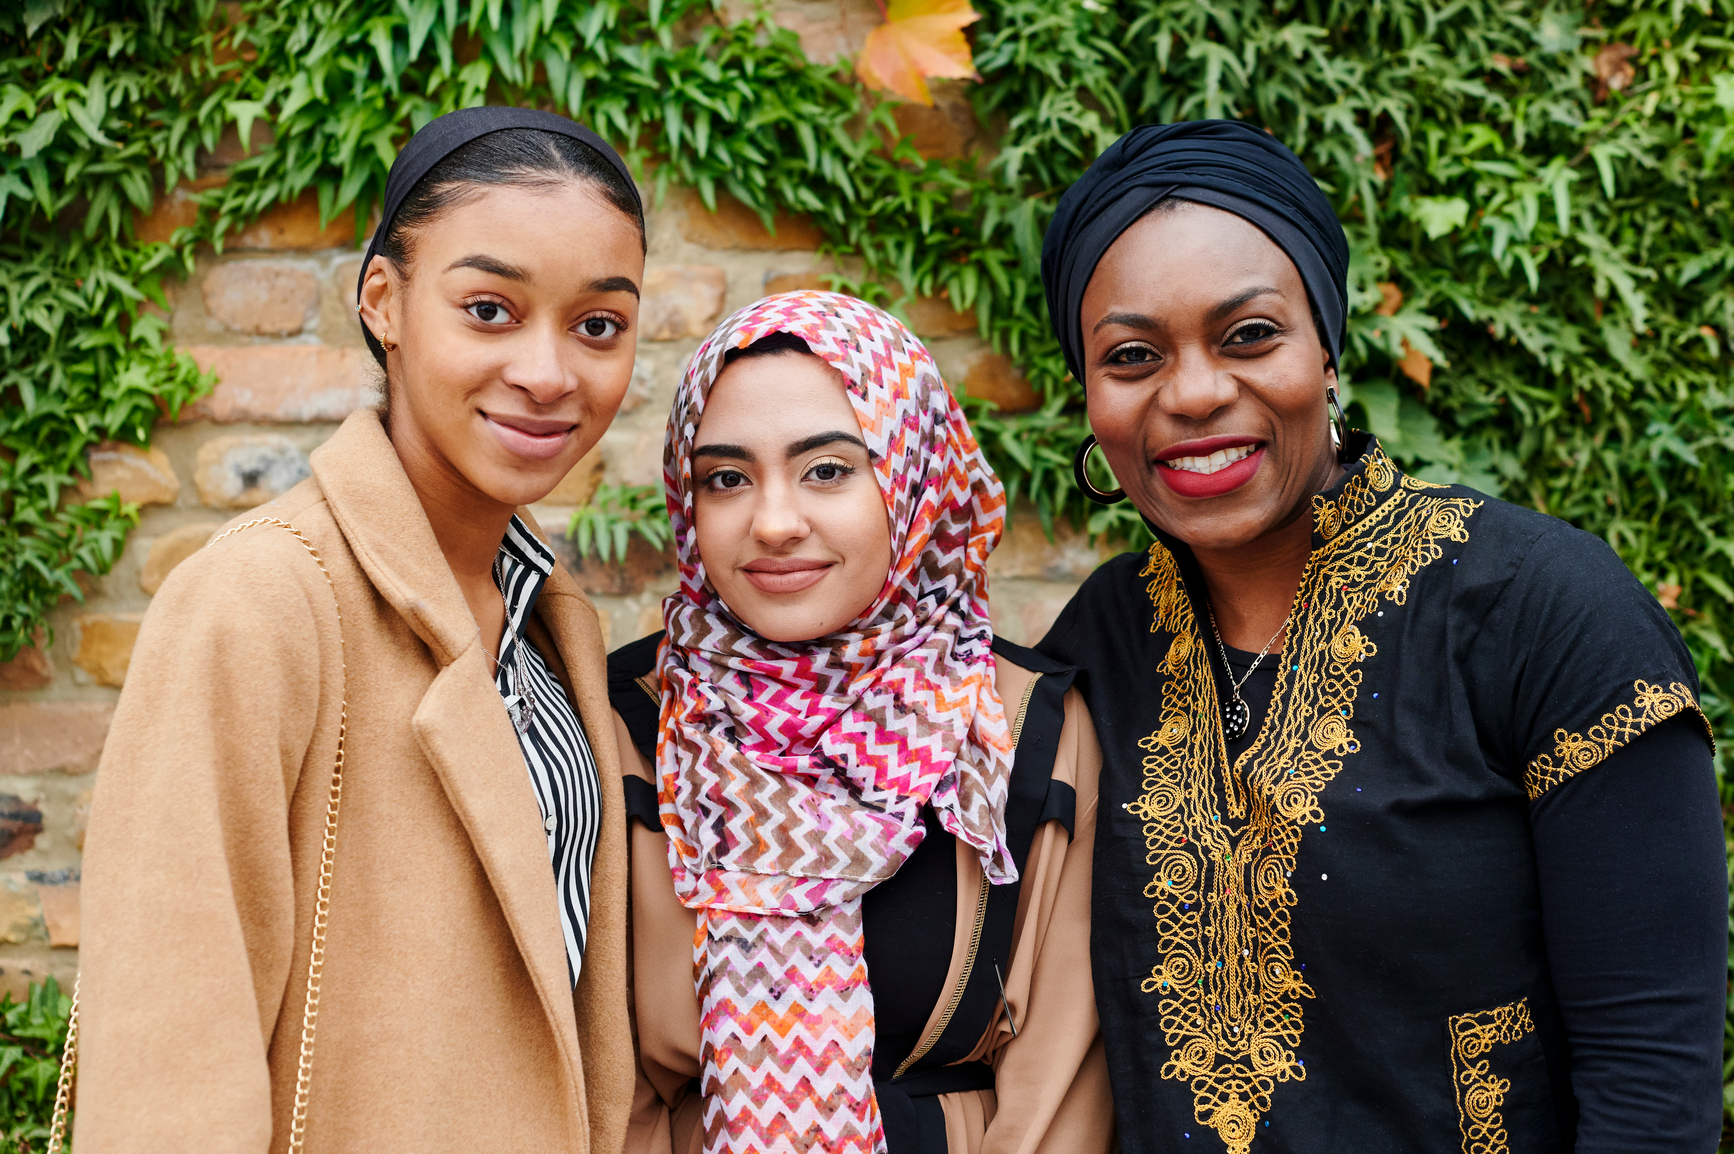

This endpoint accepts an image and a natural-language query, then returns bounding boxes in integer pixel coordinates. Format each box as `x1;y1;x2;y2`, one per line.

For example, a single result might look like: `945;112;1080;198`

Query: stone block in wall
988;510;1113;584
677;189;824;252
634;601;666;642
0;703;113;775
0;877;45;946
903;292;977;339
0;634;52;692
34;882;77;948
201;261;320;335
542;449;605;507
228;189;357;251
641;265;728;341
962;351;1040;414
0;950;78;1003
72;442;181;507
989;580;1079;648
0;798;44;861
73;614;144;688
139;521;224;595
185;346;375;423
619;358;657;415
335;256;365;312
194;434;312;509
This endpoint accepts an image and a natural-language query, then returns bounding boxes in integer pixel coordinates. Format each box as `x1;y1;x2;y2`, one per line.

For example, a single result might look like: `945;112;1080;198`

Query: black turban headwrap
1040;120;1349;383
357;106;640;368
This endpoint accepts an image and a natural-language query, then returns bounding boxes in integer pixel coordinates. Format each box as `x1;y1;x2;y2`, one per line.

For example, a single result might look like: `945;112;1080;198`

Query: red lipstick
1154;436;1265;500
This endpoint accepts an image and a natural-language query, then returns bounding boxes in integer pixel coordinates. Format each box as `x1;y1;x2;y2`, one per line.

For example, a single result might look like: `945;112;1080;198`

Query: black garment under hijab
355;106;639;367
1040;120;1349;381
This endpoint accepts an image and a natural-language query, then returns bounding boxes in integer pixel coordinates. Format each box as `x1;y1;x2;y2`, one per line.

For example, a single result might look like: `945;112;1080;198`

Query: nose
751;477;809;549
500;319;578;406
1161;343;1238;422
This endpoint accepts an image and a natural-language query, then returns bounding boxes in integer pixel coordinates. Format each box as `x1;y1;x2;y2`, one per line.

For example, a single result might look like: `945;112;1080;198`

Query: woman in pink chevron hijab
609;291;1112;1154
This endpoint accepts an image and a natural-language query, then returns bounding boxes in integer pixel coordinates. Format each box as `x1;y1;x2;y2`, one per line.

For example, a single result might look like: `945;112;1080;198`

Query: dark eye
1227;321;1279;345
580;316;620;339
466;300;512;325
1108;343;1158;365
706;469;747;491
811;463;843;481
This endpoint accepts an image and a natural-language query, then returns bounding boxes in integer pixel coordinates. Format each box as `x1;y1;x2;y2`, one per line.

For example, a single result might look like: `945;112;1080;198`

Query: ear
357;254;396;347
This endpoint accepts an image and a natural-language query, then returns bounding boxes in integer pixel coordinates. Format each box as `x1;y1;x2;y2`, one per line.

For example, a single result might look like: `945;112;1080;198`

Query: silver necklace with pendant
493;557;535;735
1206;607;1289;743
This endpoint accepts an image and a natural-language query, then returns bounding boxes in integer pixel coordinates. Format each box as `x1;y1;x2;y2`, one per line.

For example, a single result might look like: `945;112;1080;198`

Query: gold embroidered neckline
1126;453;1482;1153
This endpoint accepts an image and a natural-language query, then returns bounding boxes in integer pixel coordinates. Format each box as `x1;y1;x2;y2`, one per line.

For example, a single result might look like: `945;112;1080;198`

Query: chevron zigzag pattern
657;292;1015;1152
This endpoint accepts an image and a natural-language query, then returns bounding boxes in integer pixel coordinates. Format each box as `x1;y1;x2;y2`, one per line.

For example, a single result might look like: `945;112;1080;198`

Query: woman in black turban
1036;120;1725;1153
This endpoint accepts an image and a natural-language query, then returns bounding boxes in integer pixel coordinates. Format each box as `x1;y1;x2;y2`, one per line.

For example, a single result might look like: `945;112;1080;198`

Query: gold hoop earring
1073;434;1125;504
380;334;397;353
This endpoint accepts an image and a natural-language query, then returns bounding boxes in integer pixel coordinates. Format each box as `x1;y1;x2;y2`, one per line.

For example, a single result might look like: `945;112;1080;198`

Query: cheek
841;487;894;586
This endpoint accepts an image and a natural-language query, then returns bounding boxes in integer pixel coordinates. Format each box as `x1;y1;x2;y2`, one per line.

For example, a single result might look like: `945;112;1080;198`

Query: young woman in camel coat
75;108;646;1151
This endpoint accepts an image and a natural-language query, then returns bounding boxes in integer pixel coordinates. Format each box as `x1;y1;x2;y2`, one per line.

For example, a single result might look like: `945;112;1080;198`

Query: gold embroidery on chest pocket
1448;999;1535;1154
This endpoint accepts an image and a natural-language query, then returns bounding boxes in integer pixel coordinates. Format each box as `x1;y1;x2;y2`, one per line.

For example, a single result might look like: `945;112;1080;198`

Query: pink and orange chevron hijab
657;291;1015;1153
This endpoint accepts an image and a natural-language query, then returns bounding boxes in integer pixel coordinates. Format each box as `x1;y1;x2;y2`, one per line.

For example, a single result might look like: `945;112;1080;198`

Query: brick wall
0;2;1107;989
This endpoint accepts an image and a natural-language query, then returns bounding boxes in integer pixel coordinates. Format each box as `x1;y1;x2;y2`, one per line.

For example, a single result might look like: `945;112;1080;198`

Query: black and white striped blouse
492;516;601;985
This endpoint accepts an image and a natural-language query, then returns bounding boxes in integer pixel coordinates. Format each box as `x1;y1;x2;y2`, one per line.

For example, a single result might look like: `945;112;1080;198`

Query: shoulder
608;631;665;760
1033;548;1152;660
157;495;340;622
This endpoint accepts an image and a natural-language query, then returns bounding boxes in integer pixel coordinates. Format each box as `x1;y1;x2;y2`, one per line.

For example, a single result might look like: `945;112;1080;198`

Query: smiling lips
741;557;833;595
484;412;577;461
1155;435;1266;499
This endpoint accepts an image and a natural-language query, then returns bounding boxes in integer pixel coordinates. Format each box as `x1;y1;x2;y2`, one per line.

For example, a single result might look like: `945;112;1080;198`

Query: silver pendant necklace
493;557;535;735
1206;607;1289;743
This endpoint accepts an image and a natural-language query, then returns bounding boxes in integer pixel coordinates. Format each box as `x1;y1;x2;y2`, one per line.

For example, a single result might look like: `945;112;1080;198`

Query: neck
389;415;516;657
1193;509;1314;652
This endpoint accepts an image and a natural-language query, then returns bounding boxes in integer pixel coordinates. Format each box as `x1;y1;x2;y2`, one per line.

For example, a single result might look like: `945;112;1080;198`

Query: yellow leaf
856;0;981;107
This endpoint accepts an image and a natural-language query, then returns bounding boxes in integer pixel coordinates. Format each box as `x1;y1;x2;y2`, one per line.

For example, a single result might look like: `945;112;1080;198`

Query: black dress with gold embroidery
1038;436;1724;1154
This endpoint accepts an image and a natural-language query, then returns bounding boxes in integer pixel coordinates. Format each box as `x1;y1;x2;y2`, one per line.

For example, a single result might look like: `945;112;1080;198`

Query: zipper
892;671;1043;1079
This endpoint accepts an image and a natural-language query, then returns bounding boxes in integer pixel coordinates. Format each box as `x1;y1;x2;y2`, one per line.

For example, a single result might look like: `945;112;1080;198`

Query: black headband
1040;120;1349;382
357;106;641;367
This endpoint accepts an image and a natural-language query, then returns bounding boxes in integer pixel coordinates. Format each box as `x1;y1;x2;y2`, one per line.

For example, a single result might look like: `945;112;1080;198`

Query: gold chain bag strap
48;517;349;1154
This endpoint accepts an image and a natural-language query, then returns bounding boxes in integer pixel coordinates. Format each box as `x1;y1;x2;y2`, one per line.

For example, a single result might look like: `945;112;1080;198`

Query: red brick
677;189;825;252
184;345;375;423
133;175;227;246
228;189;357;252
887;84;982;160
0;635;52;693
962;351;1040;413
0;703;113;776
35;884;77;948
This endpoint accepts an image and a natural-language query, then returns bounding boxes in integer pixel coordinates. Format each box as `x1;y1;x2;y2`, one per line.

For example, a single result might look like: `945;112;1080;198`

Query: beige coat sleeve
75;530;341;1152
972;689;1113;1154
617;713;706;1154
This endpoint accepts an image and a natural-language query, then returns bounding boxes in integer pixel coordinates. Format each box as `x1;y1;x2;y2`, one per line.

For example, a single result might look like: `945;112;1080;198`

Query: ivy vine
4;0;1734;1130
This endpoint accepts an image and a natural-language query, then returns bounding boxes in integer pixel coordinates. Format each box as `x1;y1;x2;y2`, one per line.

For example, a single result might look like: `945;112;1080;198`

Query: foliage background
2;0;1732;1142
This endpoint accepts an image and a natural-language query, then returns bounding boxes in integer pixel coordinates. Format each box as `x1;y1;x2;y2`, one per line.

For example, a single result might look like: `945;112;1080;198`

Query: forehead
415;181;642;273
1085;201;1304;315
695;353;859;444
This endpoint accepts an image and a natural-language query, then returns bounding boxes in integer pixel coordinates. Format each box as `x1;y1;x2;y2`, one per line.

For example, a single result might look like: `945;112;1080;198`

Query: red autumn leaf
856;0;981;107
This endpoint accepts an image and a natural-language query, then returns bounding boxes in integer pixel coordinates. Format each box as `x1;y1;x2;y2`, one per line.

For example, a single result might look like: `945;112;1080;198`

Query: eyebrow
442;261;641;299
785;431;868;458
586;275;640;299
690;431;868;465
1207;285;1283;323
1090;286;1286;335
445;254;529;281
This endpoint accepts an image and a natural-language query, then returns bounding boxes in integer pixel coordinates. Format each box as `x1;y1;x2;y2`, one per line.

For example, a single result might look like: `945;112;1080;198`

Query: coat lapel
308;411;586;1105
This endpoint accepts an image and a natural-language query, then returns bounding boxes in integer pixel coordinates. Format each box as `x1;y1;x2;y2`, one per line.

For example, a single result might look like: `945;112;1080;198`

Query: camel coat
75;410;633;1152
